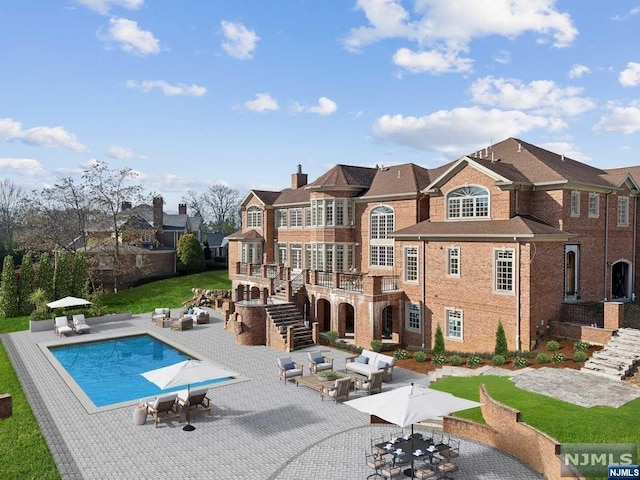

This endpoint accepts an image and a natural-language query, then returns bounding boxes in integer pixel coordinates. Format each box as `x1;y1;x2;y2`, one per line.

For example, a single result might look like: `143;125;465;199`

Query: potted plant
317;370;338;381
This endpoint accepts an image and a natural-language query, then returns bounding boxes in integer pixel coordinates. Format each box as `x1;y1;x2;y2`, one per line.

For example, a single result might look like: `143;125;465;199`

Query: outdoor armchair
277;356;304;384
354;370;384;395
320;376;351;403
307;351;333;374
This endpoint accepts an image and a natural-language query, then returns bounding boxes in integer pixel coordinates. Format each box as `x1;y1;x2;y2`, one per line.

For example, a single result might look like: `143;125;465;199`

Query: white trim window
588;193;599;218
370;206;395;267
304;207;311;227
246;206;262;228
290;208;303;227
277;243;287;266
447;186;489;219
404;246;418;282
570;191;580;217
494;249;515;293
406;302;421;331
276;209;288;228
447;246;460;277
241;242;262;264
445;308;463;340
618;196;630;227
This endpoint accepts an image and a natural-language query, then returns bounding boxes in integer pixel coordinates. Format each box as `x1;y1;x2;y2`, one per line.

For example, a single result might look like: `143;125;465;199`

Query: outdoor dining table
375;435;450;477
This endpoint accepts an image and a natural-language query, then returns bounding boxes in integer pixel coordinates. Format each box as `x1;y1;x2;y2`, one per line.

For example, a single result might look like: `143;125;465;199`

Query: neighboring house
79;197;203;290
205;232;229;261
227;138;640;353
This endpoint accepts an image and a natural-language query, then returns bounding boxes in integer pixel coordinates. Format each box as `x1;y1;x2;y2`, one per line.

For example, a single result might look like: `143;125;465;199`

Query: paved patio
3;311;542;479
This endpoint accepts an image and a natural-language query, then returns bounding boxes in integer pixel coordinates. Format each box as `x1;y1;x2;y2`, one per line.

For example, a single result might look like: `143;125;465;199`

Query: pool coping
38;329;250;414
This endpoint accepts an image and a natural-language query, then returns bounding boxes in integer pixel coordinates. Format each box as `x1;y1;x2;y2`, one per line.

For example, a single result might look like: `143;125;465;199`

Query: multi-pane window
304;207;311;227
445;308;463;339
336;200;345;226
246;206;262;228
407;302;421;330
371;245;394;267
326;202;334;226
404;246;418;282
277;243;287;265
276;209;288;228
336;244;344;272
290;208;303;227
447;186;489;219
570;191;580;217
447;247;460;277
370;206;395;267
370;206;394;239
241;242;262;264
494;249;514;293
588;193;599;218
309;199;352;227
618;196;629;227
347;201;354;226
305;244;312;269
290;244;302;270
307;243;355;272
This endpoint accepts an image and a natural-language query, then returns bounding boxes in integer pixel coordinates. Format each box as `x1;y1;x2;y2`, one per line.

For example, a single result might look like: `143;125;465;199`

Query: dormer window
246;206;262;228
447;186;489;219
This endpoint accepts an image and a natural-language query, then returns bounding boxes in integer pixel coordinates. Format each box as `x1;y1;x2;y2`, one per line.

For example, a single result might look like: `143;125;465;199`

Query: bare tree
82;161;143;291
203;185;241;233
0;179;25;254
182;190;210;220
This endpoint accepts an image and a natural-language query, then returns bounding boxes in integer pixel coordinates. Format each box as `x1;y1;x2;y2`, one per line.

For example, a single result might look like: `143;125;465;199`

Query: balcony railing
339;273;363;292
317;271;333;288
381;276;398;292
250;264;262;277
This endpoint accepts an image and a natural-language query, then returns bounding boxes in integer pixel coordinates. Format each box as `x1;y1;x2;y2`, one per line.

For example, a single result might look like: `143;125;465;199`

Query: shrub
449;355;463;366
536;353;549;364
546;340;560;351
573;351;588;362
433;324;445;356
513;356;529;368
326;330;339;345
467;355;482;367
573;340;590;351
413;351;427;362
317;370;338;380
19;253;35;315
492;354;506;366
53;251;73;299
432;354;446;366
394;349;410;360
494;321;508;356
551;352;566;363
37;252;54;302
0;255;19;318
370;339;383;352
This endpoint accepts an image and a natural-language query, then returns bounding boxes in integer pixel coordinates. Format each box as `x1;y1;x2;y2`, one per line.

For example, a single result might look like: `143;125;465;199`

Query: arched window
447;186;489;219
370;206;394;239
246;206;262;228
370;206;394;267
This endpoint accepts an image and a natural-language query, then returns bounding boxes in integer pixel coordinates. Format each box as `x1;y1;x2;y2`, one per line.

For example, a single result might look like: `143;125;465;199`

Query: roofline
305;184;367;192
391;232;575;242
273;201;310;208
423;156;510;192
356;192;421;202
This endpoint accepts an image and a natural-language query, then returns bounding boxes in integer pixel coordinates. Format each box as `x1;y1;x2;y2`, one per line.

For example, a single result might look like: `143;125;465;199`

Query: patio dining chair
437;438;459;460
380;459;402;478
435;456;459;479
365;451;385;479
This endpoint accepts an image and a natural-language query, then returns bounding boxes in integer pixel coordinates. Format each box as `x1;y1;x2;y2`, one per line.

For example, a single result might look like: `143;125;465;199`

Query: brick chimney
291;164;308;189
178;203;187;215
153;196;164;229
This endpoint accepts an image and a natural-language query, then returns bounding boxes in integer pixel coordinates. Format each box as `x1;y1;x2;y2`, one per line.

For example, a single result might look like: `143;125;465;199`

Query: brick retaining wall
550;321;613;346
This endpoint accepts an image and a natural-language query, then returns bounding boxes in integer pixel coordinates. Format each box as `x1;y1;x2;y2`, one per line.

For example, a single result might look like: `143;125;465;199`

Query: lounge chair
177;387;212;418
144;393;180;428
72;314;91;334
354;370;384;395
151;308;171;327
320;376;351;403
277;356;304;384
307;351;333;374
171;316;193;331
54;316;72;337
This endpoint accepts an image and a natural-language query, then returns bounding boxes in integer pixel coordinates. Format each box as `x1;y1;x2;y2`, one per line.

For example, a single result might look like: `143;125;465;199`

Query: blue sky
2;0;640;211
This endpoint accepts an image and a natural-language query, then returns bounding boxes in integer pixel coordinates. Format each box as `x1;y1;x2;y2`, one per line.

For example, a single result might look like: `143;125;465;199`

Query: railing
249;264;262;277
291;272;304;294
317;271;333;288
238;262;247;275
381;276;398;292
339;273;363;292
266;264;280;279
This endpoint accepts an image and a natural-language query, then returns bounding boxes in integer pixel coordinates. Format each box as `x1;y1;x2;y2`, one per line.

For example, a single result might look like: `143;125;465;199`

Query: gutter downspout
421;236;427;349
633;195;637;300
604;192;611;301
514;237;521;351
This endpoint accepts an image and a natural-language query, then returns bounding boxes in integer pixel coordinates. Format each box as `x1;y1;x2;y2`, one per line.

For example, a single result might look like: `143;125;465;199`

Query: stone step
580;366;625;380
581;362;626;378
605;344;640;357
609;337;640;349
617;328;640;338
592;351;637;365
584;356;627;370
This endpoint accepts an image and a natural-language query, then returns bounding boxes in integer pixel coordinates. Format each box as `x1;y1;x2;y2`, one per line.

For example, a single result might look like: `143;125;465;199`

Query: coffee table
295;371;353;392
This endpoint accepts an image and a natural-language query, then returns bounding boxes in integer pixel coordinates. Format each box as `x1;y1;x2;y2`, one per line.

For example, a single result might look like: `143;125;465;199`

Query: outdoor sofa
345;349;395;381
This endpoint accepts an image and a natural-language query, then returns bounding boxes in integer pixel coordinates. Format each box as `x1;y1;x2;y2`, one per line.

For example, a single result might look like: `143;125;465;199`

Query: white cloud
243;93;280;112
0;117;86;152
292;97;338;116
73;0;143;15
568;64;590;79
125;80;206;96
538;142;590;162
343;0;577;73
0;158;46;177
99;17;160;56
371;107;564;154
619;62;640;87
594;102;640;134
220;20;260;60
612;6;640;21
392;47;473;74
493;50;511;64
107;145;148;160
470;76;595;116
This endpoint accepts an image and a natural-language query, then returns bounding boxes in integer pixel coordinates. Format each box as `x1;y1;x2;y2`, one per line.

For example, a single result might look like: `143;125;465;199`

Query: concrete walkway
3;311;542;479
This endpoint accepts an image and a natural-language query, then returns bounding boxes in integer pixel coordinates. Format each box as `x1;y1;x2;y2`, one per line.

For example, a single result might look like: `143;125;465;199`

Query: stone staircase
272;272;305;302
264;302;314;351
581;328;640;380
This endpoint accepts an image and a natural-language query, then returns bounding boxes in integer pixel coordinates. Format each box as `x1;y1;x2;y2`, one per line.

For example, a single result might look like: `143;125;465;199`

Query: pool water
50;334;230;407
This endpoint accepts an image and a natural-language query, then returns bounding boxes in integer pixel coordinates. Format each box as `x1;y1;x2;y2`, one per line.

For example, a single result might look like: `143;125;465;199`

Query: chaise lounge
54;316;72;337
143;393;181;428
72;314;91;334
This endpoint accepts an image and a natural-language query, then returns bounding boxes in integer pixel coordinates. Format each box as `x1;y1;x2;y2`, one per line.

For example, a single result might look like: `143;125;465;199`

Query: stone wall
443;385;582;480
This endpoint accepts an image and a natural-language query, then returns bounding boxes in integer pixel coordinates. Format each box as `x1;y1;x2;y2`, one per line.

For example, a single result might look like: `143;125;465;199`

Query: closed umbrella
345;383;481;477
142;359;238;431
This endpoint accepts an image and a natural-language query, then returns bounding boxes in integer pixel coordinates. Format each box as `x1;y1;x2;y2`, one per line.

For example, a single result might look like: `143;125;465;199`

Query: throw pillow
312;355;325;364
357;355;369;364
282;361;295;370
377;360;388;369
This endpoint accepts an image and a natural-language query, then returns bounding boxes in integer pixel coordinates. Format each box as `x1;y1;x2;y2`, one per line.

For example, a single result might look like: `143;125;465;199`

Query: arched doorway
339;302;355;338
250;286;260;300
564;245;579;300
236;284;245;302
317;298;331;331
612;261;631;300
382;306;393;339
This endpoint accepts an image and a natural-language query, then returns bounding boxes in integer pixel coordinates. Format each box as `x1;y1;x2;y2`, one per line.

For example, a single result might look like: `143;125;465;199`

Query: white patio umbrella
46;296;92;309
141;359;238;431
345;383;481;476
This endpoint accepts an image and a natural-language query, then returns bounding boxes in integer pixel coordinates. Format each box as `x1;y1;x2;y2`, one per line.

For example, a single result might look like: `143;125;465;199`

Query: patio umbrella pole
183;384;195;431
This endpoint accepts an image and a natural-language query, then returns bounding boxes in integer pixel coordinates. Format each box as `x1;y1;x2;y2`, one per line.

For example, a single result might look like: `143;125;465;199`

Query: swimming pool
49;334;232;408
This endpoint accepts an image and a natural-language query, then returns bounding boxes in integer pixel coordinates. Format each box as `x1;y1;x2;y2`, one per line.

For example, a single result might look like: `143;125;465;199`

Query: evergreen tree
494;321;508;356
202;239;212;261
37;252;55;302
177;234;205;272
53;251;73;299
0;255;20;317
433;324;445;356
72;251;89;298
19;253;35;315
